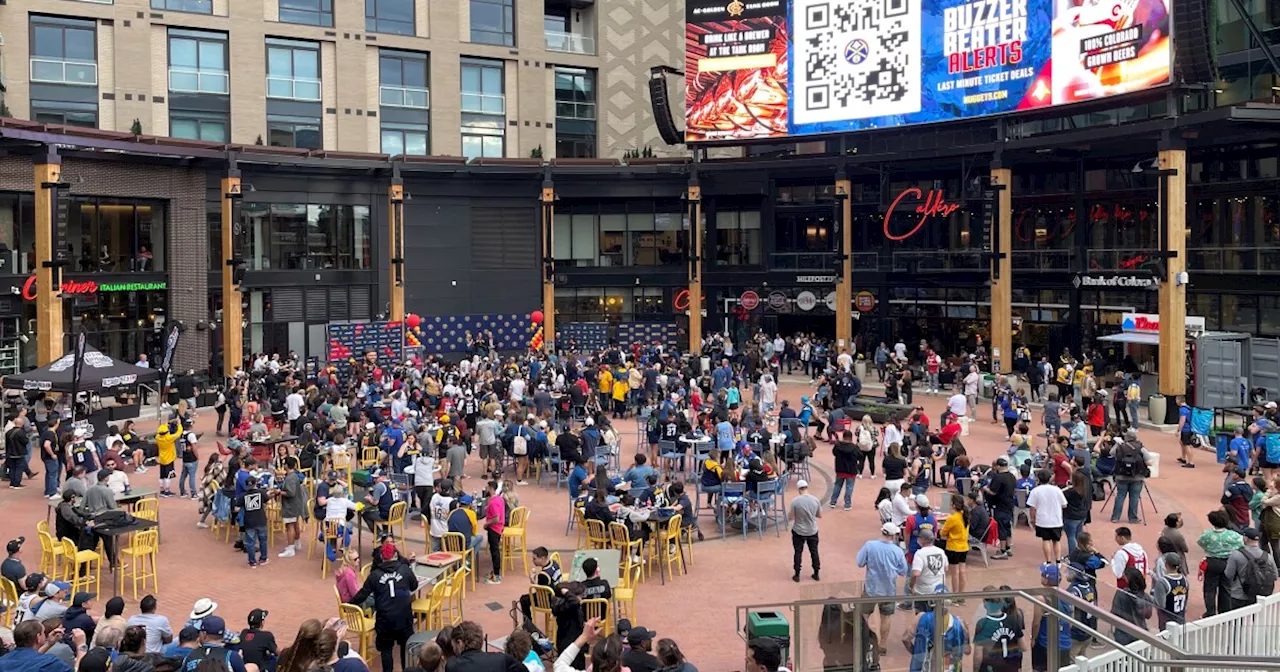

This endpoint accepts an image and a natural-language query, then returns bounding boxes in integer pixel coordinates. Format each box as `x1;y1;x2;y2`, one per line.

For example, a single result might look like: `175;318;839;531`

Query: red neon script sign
20;275;98;301
884;188;960;241
672;289;706;312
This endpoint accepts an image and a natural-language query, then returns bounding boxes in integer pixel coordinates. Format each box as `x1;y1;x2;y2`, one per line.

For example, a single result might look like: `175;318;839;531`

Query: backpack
1115;441;1147;478
1236;547;1277;599
857;427;874;451
512;431;528;456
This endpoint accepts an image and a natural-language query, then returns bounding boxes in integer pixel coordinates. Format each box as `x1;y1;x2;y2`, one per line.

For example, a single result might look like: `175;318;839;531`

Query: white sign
796;275;837;283
1121;313;1206;334
795;291;817;311
1073;274;1158;290
824;291;837;311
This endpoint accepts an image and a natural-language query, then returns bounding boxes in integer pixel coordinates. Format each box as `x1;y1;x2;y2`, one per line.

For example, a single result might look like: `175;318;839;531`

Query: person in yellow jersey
598;365;614;398
611;374;628;419
155;420;179;497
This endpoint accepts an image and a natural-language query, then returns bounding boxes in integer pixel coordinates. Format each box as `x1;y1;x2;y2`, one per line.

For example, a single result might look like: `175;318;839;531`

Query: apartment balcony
544;30;595;55
30;58;97;86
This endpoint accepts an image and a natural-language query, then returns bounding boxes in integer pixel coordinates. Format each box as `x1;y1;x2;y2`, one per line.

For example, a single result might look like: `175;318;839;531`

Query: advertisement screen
684;0;1171;142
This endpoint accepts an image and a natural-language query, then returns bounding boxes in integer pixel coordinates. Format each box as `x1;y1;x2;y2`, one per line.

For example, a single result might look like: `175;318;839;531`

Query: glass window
168;30;229;95
1262;297;1280;335
30;16;97;87
242;203;371;270
460;59;505;113
554;68;596;158
171;113;229;142
716;210;761;265
152;0;213;14
31;103;98;128
379;51;430;108
266;41;321;101
61;198;166;273
279;0;334;27
1223;295;1257;333
470;0;515;45
381;126;429;155
267;115;322;149
366;0;415;35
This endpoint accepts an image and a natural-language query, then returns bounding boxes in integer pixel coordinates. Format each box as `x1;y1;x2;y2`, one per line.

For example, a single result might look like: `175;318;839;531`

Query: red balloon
406;314;422;329
531;310;544;324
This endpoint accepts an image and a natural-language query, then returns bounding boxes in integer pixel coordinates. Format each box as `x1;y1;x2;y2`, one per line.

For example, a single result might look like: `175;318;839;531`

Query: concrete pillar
990;167;1013;373
34;159;65;365
389;180;406;322
687;184;703;354
836;175;853;352
1158;148;1188;402
221;173;243;376
541;185;556;352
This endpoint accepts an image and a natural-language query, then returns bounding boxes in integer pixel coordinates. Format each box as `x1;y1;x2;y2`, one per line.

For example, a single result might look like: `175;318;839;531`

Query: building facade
0;0;687;159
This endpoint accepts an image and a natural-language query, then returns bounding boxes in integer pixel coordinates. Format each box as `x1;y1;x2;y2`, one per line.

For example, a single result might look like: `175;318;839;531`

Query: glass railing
30;58;98;86
768;252;879;271
1011;249;1074;271
892;250;985;272
460;92;505;115
266;75;321;101
544;30;596;55
555;100;596;120
379;85;430;109
169;66;229;94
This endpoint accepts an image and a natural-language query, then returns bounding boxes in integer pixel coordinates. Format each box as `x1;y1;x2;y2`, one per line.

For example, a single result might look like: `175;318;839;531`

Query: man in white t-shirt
1026;470;1068;564
285;387;304;434
963;366;982;420
837;349;853;373
894;340;908;361
946;390;968;420
909;528;949;604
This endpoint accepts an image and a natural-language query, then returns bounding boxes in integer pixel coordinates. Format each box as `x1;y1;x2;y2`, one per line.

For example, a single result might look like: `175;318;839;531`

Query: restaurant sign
1071;273;1157;290
20;275;167;300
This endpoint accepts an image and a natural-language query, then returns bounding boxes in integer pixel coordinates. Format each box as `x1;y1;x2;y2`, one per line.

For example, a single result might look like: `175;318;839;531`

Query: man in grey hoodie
1224;527;1278;611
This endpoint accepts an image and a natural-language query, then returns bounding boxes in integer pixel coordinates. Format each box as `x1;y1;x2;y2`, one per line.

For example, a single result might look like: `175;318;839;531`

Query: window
379;51;429;109
366;0;415;35
169;29;228;94
552;202;685;267
266;40;321;101
554;68;595;158
61;198;167;273
243;203;371;270
279;0;333;26
30;16;97;86
171;113;229;141
267;115;321;149
151;0;213;13
381;126;429;155
470;0;514;45
553;288;665;325
460;59;505;160
31;103;97;128
715;211;762;265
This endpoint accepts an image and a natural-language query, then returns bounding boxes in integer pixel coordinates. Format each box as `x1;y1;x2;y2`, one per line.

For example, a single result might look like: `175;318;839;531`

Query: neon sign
672;289;706;312
20;275;167;300
884;188;960;241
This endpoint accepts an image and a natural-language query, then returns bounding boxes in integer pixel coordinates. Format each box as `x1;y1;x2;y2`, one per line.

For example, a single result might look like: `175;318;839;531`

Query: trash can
1215;433;1230;464
1148;395;1167;426
746;611;791;667
855;361;868;379
700;357;711;374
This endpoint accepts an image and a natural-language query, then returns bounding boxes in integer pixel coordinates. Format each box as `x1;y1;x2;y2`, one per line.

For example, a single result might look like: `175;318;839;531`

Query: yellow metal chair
411;578;448;630
331;452;354;491
549;551;562;568
442;532;475;595
265;500;286;549
677;520;696;566
0;576;19;628
528;585;556;644
582;598;612;636
37;527;63;576
614;563;642;623
319;520;344;579
131;497;160;520
441;567;466;626
500;507;529;574
584;519;610;549
609;522;645;582
60;538;101;596
117;529;158;600
359;447;380;470
650;514;685;578
338;603;375;662
372;501;408;547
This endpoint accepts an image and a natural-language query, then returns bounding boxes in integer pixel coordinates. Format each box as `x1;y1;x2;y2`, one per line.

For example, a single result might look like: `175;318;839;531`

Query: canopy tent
1;346;160;393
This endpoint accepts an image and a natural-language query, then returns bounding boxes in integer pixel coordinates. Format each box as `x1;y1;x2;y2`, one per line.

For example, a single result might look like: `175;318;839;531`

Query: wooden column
541;185;556;352
990;168;1013;373
835;177;853;350
220;174;243;375
687;184;703;354
34;161;64;365
389;181;405;322
1158;148;1188;398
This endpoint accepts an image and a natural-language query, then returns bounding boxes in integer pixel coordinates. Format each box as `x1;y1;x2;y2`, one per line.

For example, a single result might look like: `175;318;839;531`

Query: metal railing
768;252;878;271
736;585;1280;672
266;75;321;101
544;30;596;55
1187;246;1280;273
555;100;596;120
30;58;97;86
379;84;430;109
1011;248;1074;271
891;250;985;271
460;92;505;115
169;66;229;94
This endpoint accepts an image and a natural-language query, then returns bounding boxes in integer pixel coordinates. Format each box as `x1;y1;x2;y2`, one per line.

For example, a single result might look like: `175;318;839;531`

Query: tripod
1099;478;1159;525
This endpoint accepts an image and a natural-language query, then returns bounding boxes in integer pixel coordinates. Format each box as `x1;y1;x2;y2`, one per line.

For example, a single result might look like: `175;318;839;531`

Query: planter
1147;395;1166;426
844;397;915;424
109;404;142;421
855;361;868;379
197;392;218;407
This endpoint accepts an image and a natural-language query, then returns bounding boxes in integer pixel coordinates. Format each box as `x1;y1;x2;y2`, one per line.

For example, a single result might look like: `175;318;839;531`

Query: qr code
792;0;921;125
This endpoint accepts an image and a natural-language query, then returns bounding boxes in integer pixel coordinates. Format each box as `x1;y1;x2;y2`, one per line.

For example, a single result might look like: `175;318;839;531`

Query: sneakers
843;505;852;511
812;571;820;581
485;575;503;585
278;547;296;558
258;558;270;566
791;573;800;583
516;480;529;486
248;563;258;569
197;522;210;529
135;466;148;474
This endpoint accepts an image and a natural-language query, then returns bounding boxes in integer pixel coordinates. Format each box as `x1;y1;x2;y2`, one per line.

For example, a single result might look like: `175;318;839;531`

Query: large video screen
684;0;1172;142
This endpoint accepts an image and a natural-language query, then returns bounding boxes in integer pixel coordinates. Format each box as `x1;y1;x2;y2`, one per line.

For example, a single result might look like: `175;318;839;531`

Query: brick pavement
0;383;1229;672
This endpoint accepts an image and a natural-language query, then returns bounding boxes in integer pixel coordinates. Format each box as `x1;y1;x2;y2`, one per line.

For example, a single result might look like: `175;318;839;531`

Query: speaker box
648;71;683;146
1173;0;1218;84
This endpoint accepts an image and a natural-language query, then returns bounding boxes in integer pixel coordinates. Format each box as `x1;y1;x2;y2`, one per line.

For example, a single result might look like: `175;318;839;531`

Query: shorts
1261;459;1280;470
1035;525;1063;542
1031;644;1071;672
994;510;1013;541
159;462;175;479
729;402;740;410
945;549;968;564
1179;432;1194;446
479;443;497;460
282;517;298;524
859;597;896;616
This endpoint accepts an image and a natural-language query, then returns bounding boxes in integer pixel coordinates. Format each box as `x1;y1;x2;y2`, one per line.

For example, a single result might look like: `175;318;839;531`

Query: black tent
1;346;160;393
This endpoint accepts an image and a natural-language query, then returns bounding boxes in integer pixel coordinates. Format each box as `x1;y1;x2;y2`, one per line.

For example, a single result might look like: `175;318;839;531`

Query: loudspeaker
648;70;683;146
1173;0;1217;84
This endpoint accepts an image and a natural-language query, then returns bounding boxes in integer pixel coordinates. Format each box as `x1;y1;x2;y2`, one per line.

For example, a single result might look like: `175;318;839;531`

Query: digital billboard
684;0;1172;142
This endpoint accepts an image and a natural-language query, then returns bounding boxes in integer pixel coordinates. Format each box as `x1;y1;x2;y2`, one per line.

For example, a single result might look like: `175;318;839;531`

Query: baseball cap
1267;401;1277;409
326;471;340;481
248;609;269;627
995;457;1009;467
74;428;89;439
45;581;70;597
178;627;200;643
914;494;931;508
796;480;809;490
24;573;46;591
626;626;656;645
1040;562;1062;585
79;648;113;672
881;522;901;536
200;615;227;636
369;467;384;479
72;592;96;607
6;537;24;554
459;494;474;506
190;598;218;620
615;619;632;638
1243;527;1261;540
